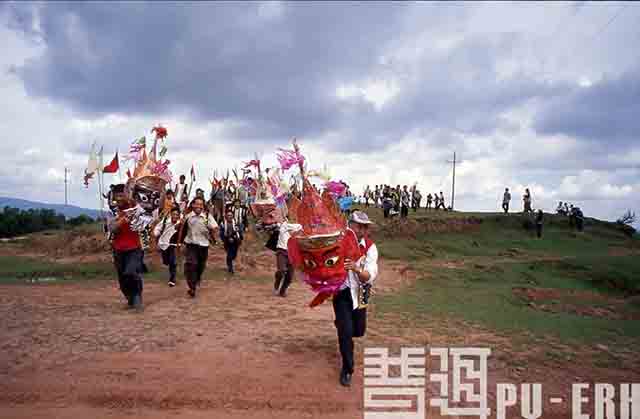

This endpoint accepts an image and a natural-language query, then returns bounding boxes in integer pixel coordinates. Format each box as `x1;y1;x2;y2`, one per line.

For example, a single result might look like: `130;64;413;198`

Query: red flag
103;152;119;173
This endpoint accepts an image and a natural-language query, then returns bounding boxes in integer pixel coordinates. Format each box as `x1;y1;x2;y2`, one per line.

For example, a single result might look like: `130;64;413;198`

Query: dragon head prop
287;178;360;307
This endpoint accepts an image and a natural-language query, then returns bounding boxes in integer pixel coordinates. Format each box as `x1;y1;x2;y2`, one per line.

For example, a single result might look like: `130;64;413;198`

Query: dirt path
0;256;456;419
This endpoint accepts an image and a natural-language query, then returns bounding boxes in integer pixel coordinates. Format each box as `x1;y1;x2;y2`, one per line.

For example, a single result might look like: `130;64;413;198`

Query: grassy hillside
361;207;640;352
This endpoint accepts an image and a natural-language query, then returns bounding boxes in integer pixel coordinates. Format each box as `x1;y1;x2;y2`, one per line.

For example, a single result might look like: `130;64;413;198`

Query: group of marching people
105;131;379;388
107;176;247;309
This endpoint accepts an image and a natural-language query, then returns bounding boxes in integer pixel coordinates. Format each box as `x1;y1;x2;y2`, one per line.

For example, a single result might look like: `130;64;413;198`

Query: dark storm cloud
8;2;407;139
6;1;632;157
534;68;640;147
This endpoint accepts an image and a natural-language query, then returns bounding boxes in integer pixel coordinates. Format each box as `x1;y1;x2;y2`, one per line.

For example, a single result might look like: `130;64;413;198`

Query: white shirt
184;212;219;247
175;183;188;203
277;221;303;250
341;233;379;310
233;206;246;226
153;217;180;251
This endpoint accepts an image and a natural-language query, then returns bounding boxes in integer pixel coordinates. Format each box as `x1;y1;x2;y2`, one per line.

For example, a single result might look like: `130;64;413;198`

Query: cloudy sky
0;1;638;222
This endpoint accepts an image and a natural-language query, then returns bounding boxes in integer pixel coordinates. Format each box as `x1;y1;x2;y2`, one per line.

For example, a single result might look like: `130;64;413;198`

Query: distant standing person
174;174;190;212
523;188;533;213
502;188;511;214
535;209;543;238
363;185;371;208
574;207;585;232
411;187;421;212
437;191;446;210
400;185;410;218
382;187;393;218
426;193;433;210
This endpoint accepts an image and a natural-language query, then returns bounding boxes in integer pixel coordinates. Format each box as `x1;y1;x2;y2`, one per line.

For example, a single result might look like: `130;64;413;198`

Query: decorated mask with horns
287;179;360;307
123;127;172;244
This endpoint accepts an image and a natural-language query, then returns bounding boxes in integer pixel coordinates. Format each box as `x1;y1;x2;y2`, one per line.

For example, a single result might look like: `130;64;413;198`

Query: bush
0;206;66;238
67;214;94;227
616;210;637;238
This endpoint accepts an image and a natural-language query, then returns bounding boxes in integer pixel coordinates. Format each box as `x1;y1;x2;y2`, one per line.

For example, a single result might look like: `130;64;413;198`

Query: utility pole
446;152;461;211
64;167;69;206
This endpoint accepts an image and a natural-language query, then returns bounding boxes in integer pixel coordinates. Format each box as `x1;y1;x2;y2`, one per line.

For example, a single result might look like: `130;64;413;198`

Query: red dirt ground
1;236;638;418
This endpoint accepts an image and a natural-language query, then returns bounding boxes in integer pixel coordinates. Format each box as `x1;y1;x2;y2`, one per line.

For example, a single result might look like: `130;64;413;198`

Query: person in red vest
107;184;144;311
333;210;379;387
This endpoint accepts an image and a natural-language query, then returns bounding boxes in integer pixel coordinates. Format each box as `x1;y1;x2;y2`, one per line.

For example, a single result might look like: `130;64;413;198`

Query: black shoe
339;370;352;387
188;288;196;298
168;280;176;287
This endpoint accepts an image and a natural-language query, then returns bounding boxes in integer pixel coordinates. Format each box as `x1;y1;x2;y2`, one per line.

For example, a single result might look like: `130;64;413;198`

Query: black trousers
184;244;209;291
333;287;367;374
401;205;409;218
502;202;509;213
225;242;240;273
383;203;391;218
160;247;177;282
113;248;144;302
275;249;293;294
536;223;543;238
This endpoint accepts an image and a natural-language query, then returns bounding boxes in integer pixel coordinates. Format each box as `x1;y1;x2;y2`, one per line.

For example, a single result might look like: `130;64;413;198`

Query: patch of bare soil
513;286;640;320
0;255;445;419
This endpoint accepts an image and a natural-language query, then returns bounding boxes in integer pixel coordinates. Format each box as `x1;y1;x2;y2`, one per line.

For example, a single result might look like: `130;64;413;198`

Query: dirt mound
37;229;111;258
376;216;482;239
513;286;640;320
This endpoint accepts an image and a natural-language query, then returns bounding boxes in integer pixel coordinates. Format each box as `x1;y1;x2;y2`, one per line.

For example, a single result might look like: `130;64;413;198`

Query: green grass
0;255;114;282
357;206;640;348
376;256;640;345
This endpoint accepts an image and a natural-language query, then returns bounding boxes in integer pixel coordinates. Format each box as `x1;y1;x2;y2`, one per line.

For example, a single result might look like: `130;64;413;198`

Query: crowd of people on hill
499;187;586;237
556;201;585;232
361;184;448;218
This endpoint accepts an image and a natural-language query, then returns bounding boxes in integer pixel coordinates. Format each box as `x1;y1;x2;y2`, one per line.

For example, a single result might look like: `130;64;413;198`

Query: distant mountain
0;197;101;219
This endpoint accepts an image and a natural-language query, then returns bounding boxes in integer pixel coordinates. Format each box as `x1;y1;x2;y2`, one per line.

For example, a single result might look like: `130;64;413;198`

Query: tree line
0;206;94;238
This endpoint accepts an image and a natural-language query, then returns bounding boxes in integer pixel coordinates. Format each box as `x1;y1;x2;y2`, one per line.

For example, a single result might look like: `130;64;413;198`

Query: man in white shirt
220;210;243;275
502;188;511;214
179;197;218;298
232;199;248;233
153;206;182;287
333;210;379;387
273;218;302;297
174;174;189;212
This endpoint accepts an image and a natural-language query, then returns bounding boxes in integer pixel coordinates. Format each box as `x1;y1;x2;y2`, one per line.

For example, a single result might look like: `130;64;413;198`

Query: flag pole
117;148;123;183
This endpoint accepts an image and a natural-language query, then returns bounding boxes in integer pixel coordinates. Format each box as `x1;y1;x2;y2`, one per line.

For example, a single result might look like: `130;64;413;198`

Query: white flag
86;142;98;174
